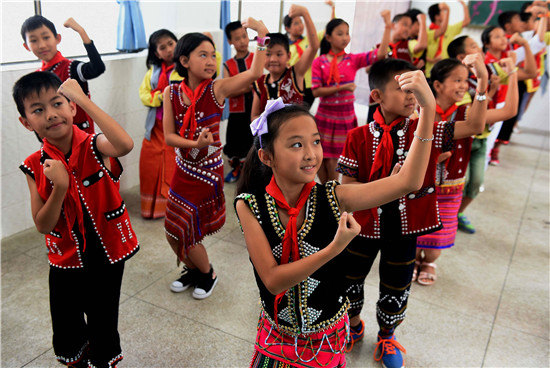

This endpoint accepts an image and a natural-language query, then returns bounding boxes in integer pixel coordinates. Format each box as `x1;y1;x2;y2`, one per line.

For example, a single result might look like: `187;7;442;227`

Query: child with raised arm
235;65;435;365
251;4;319;120
138;29;182;219
336;56;487;367
415;55;518;285
21;16;105;134
312;16;391;183
14;72;138;368
164;19;269;299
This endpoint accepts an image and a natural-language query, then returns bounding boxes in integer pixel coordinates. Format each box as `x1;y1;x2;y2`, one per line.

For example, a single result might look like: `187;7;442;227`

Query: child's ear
432;80;441;92
19;116;34;132
179;55;189;68
56;34;61;45
69;100;77;117
23;42;31;52
370;89;382;104
456;53;466;61
258;148;272;167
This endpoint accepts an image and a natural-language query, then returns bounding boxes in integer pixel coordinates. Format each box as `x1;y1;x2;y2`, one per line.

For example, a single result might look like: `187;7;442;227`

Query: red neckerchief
435;103;458;121
429;23;444;58
39;51;67;71
265;175;316;325
155;62;175;95
179;78;212;138
328;50;346;86
41;125;89;250
290;36;304;57
369;108;405;182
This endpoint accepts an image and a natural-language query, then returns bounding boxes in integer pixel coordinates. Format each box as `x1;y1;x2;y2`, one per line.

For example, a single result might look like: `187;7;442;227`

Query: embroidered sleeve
434;120;455;152
19;159;35;180
311;57;323;89
336;130;360;178
325;181;342;223
234;193;261;232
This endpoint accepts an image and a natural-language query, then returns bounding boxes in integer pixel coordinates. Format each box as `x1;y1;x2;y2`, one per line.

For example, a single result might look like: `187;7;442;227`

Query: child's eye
32;108;43;114
314;139;321;145
291;142;302;148
53;102;63;107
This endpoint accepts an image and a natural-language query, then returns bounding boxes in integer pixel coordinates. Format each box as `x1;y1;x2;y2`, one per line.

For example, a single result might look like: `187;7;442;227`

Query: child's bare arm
237;200;360;295
63;18;91;44
459;0;471;27
510;34;537;80
326;0;336;20
433;3;449;39
292;5;320;78
377;10;392;60
413;13;428;54
337;71;435;212
27;160;68;234
214;18;269;103
486;55;519;125
58;79;133;157
454;53;488;139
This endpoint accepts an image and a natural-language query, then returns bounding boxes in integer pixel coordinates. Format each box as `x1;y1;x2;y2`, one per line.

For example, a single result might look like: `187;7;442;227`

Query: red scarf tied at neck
178;78;212;138
265;175;316;325
435;103;458;122
41;126;89;250
154;62;175;96
369;108;406;182
40;51;67;71
328;50;346;86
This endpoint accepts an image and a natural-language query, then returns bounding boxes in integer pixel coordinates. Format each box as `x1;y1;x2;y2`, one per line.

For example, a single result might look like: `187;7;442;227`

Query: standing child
312;16;390;183
164;19;269;299
138;29;182;219
222;21;255;183
21;15;105;134
235;66;436;366
15;72;138;368
251;4;319;119
415;56;518;285
336;56;487;368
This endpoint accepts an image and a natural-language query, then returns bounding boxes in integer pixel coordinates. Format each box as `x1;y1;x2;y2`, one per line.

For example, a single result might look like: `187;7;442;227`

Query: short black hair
368;58;416;91
520;12;532;23
498;11;520;29
429;58;467;97
520;1;533;13
13;71;64;117
225;21;243;41
392;13;412;24
146;29;178;68
21;15;57;43
283;14;293;29
447;35;468;59
428;3;440;23
406;9;424;24
481;25;499;52
173;33;215;79
266;33;289;53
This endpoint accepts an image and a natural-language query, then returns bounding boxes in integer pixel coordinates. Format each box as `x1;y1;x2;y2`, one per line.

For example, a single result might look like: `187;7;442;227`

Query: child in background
284;0;335;107
406;8;428;70
312;16;390;183
251;5;319;119
235;65;436;365
415;56;518;285
138;29;182;219
15;72;138;368
203;32;223;79
425;0;470;78
337;56;487;367
222;21;255;183
164;19;269;299
21;15;105;135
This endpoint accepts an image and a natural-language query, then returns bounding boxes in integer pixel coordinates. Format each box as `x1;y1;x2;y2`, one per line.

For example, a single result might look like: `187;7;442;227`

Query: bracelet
255;36;271;46
256;45;267;51
413;131;434;142
475;94;487;102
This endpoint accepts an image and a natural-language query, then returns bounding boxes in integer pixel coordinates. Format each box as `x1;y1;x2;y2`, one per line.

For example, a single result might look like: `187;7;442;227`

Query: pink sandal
417;262;437;286
412;260;421;282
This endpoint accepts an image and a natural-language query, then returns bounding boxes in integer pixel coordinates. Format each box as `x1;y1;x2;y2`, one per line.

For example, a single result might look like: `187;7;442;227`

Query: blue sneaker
345;319;365;352
374;334;406;368
457;212;476;234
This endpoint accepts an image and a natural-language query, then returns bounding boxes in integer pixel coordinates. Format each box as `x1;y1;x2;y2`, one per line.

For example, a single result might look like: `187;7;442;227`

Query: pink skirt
315;102;357;159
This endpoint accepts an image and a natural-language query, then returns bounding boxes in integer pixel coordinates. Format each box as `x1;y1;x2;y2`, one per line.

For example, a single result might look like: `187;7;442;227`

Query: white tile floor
2;122;549;367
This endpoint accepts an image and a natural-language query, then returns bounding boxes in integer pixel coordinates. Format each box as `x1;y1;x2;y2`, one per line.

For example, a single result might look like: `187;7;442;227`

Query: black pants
345;235;417;330
49;247;125;368
497;81;526;142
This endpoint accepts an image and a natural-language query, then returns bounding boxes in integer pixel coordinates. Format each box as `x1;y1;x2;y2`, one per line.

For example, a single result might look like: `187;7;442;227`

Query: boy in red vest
14;72;138;368
21;15;105;135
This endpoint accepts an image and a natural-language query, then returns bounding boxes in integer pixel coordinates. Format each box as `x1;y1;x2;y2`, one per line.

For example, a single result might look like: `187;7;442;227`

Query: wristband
475;94;487;102
256;45;267;51
255;36;271;47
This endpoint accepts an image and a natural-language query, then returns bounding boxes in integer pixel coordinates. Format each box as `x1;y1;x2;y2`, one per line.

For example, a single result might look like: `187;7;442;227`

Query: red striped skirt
315;102;357;159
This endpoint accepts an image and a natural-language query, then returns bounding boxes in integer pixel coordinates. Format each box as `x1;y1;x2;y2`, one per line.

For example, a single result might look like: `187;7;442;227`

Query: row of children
12;1;549;367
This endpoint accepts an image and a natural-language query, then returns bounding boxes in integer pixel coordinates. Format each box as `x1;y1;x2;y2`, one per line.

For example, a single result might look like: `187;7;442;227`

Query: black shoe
170;266;199;293
192;266;218;299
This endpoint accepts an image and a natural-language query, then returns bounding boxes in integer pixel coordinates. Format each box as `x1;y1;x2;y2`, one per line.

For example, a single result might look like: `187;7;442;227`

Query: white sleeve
514;36;546;65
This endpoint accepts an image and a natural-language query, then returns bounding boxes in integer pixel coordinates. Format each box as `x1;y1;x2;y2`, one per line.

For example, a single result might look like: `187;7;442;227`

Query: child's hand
58;79;86;104
499;57;515;73
417;12;426;24
396;71;434;108
462;53;488;82
43;159;69;190
288;4;307;19
196;128;214;148
439;2;449;11
242;18;268;37
340;82;356;92
325;0;335;8
437;151;452;164
390;163;402;176
63;17;83;33
332;212;361;252
381;10;392;26
509;32;527;46
488;73;500;95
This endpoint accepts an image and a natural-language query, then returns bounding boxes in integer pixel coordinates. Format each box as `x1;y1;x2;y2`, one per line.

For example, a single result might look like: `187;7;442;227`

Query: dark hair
392;13;412;24
146;29;178;68
173;33;215;79
428;3;440;23
429;58;467;97
266;33;290;53
368;58;416;90
225;21;243;40
498;11;520;29
21;15;57;42
13;71;64;117
481;26;499;52
447;35;468;59
236;104;314;195
283;14;293;30
406;9;423;24
520;1;533;13
520;12;532;23
320;18;349;55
